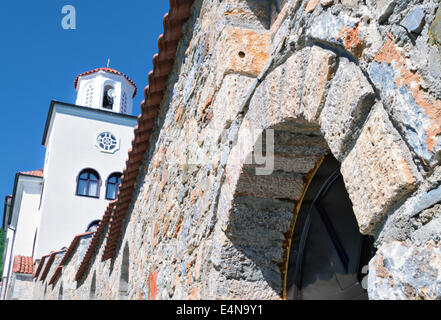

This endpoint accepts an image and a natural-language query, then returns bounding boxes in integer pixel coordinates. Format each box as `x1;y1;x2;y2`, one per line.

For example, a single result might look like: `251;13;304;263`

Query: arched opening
118;243;130;300
212;117;376;299
103;84;115;110
58;284;63;300
207;42;386;299
86;220;101;233
89;272;96;300
76;169;101;198
286;154;375;300
105;172;122;200
84;83;95;107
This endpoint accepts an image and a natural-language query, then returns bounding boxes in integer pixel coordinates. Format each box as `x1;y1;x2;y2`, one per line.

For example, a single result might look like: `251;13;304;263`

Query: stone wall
7;274;33;300
32;0;441;300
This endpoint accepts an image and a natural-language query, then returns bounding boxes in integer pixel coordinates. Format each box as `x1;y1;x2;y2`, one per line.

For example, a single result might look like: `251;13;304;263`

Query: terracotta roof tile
12;256;34;274
20;169;44;177
48;231;94;285
75;0;195;273
74;202;114;281
34;254;50;279
98;0;195;262
74;68;137;97
39;250;66;282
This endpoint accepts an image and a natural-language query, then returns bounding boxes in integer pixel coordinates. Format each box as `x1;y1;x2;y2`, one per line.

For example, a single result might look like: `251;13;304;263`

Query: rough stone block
375;0;397;24
340;0;360;8
209;73;254;134
218;0;272;30
215;26;270;83
429;5;441;45
307;10;359;48
401;5;426;34
247;48;309;130
280;48;310;121
341;103;420;234
235;171;305;200
305;0;319;13
320;0;334;7
320;57;375;161
370;38;441;166
302;46;336;123
369;241;441;300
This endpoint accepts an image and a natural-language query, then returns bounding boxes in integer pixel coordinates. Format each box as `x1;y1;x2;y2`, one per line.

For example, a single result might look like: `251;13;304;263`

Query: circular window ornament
96;131;120;154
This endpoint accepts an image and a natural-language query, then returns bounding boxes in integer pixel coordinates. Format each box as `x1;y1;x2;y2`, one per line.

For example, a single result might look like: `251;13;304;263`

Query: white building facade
1;173;43;299
1;68;138;299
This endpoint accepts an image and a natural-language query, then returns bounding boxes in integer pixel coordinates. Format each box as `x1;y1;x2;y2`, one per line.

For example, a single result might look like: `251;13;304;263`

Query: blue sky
0;1;170;227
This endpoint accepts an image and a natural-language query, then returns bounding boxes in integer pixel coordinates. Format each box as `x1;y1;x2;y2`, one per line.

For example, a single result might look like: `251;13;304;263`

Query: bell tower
74;67;137;115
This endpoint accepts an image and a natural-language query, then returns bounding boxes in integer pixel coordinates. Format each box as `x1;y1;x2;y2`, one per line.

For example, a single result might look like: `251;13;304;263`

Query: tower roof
20;169;44;177
74;68;137;97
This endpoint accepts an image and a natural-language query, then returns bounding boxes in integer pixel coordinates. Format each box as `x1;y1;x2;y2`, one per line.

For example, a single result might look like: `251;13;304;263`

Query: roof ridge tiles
74;67;138;98
75;0;196;278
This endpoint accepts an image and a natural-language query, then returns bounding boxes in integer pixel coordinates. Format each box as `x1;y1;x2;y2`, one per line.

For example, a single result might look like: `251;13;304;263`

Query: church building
1;68;138;299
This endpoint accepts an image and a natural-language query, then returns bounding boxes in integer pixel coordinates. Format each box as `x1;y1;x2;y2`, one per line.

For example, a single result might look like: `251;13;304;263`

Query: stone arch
118;243;130;300
208;45;420;299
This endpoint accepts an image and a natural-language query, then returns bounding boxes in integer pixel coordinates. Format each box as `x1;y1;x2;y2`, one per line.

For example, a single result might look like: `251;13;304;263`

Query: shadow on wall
245;0;273;29
221;119;329;297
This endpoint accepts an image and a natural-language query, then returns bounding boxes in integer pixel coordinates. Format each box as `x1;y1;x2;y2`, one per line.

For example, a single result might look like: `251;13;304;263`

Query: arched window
76;169;101;198
86;220;101;233
106;172;122;200
103;85;115;110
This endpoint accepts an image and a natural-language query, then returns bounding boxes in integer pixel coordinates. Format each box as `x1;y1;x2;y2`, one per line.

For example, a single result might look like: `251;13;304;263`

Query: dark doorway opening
286;154;375;300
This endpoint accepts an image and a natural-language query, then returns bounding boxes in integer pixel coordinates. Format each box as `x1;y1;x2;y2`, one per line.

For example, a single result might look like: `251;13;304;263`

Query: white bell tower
74;67;137;115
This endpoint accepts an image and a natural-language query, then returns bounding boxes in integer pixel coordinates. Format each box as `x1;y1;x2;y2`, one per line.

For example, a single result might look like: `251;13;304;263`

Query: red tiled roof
74;203;114;281
20;169;44;177
39;250;65;282
74;68;138;98
12;256;34;274
48;231;94;285
34;254;50;279
97;0;195;262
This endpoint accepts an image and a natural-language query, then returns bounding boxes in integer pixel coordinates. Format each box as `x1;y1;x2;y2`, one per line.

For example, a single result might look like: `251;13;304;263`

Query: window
106;172;122;200
76;169;101;198
103;85;115;110
86;220;101;232
121;92;128;114
85;84;94;107
96;131;119;153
